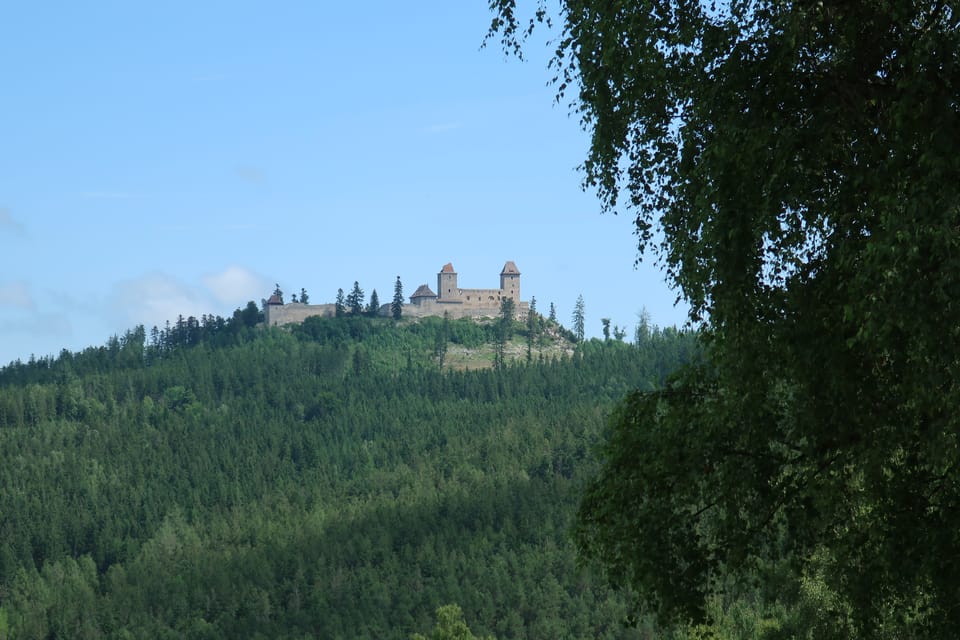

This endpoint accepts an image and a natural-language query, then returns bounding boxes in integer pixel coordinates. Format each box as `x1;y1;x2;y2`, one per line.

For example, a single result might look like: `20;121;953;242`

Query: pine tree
367;289;380;317
495;298;515;369
526;309;538;362
549;302;557;323
572;295;585;342
335;289;346;317
346;281;364;315
300;288;309;305
391;276;404;320
635;308;651;345
435;312;449;371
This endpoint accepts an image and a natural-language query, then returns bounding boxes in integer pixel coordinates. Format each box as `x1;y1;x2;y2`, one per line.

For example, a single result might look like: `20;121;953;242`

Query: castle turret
500;261;520;302
410;284;437;306
437;262;461;303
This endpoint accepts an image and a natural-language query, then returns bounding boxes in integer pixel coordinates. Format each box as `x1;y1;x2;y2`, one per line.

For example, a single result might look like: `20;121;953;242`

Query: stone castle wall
404;298;529;321
266;299;528;326
264;262;528;327
265;303;337;326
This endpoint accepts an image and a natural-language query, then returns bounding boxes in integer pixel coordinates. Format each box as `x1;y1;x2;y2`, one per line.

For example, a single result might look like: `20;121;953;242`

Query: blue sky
0;2;687;366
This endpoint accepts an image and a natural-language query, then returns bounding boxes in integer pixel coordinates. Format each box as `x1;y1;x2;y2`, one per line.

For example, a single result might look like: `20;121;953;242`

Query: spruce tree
495;298;515;369
526;309;537;362
347;281;364;315
572;295;585;342
367;289;380;317
391;276;404;320
435;312;449;371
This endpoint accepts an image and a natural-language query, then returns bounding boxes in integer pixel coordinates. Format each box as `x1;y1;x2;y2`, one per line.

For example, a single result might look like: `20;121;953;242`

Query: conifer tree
335;289;346;317
435;312;449;371
572;295;585;342
391;276;404;320
300;288;309;305
367;289;380;317
526;297;538;362
495;298;515;369
347;281;364;315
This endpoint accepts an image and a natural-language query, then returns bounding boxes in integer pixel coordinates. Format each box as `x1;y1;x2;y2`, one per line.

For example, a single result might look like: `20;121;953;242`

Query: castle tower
500;261;520;302
437;262;460;302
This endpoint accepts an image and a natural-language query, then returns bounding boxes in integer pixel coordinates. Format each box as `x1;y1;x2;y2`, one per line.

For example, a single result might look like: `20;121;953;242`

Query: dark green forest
488;2;960;637
0;309;697;639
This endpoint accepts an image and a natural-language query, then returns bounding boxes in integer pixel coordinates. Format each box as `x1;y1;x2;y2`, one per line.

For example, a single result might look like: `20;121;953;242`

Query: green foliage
0;314;697;638
493;299;516;369
434;313;450;371
412;604;495;640
392;276;404;320
491;1;960;636
367;289;380;317
572;295;585;342
347;281;365;315
525;305;542;362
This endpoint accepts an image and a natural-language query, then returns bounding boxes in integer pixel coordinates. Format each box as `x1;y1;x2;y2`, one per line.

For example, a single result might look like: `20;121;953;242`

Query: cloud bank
107;266;270;330
203;265;271;306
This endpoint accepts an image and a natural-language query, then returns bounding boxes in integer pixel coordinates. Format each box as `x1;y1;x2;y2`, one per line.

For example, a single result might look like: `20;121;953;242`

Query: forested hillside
0;310;697;639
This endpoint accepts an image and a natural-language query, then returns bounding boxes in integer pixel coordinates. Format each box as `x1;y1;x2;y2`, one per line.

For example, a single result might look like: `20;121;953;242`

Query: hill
0;310;698;639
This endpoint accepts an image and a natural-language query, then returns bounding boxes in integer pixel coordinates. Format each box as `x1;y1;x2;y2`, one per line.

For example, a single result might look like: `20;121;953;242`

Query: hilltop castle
264;261;530;327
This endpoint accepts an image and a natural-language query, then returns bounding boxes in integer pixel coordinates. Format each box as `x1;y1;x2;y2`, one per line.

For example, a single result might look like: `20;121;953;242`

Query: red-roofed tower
500;261;520;302
437;262;460;302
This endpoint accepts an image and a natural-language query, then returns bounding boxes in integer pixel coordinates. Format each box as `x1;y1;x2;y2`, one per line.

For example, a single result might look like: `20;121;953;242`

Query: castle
264;261;530;327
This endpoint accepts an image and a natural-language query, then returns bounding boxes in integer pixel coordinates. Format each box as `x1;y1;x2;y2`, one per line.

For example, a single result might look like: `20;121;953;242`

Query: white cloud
203;265;270;307
0;281;34;310
0;207;25;236
108;273;209;329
